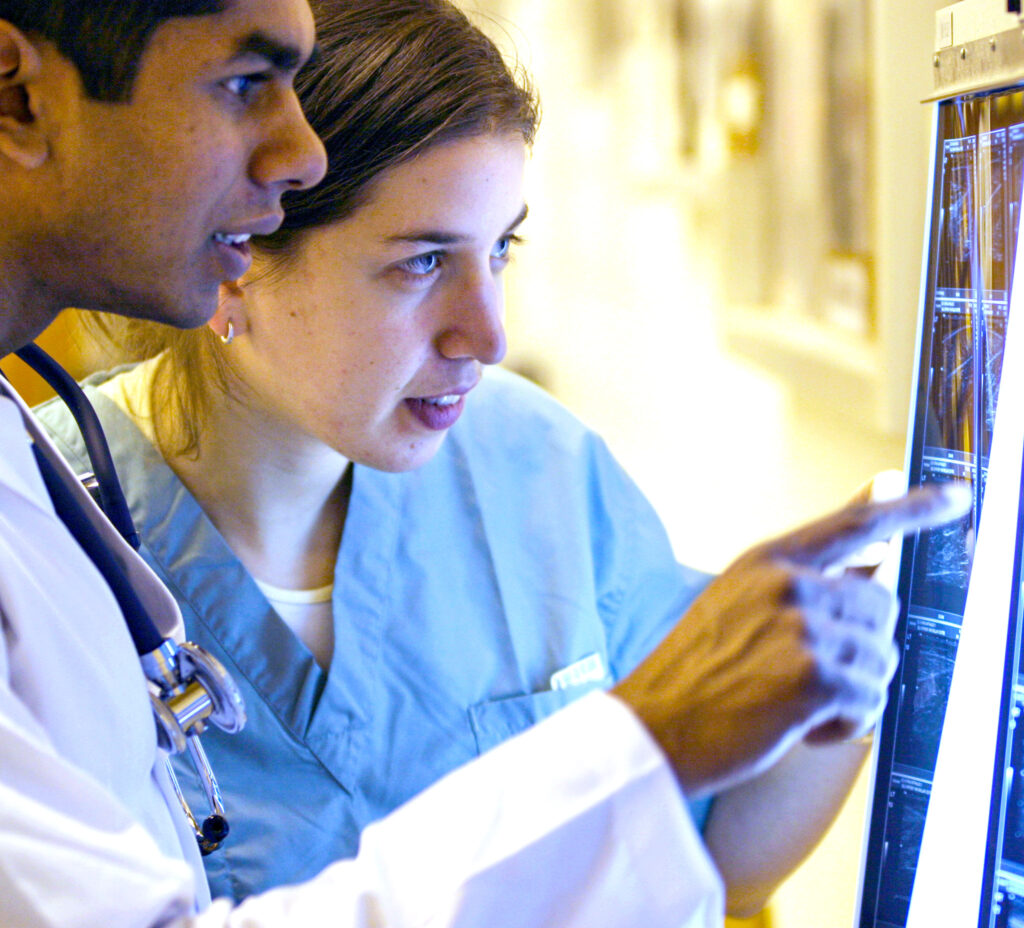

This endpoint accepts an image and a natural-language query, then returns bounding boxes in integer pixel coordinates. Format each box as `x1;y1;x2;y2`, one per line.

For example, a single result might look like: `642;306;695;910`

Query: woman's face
228;132;528;472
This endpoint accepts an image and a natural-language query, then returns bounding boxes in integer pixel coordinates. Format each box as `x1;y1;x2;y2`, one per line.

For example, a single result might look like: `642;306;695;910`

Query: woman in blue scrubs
37;0;872;915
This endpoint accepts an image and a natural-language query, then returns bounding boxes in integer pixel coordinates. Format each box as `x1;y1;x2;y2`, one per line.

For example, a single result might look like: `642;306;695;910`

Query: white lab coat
0;382;724;928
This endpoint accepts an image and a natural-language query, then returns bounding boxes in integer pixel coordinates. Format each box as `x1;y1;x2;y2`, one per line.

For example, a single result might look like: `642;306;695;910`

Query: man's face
26;0;326;328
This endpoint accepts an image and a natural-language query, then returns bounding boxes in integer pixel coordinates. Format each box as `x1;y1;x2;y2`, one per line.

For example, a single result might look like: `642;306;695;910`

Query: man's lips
218;212;286;239
209;214;282;279
211;232;252;278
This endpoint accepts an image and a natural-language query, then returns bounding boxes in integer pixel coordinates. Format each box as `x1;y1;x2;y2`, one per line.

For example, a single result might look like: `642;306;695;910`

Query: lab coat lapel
0;392;58;517
10;382;187;642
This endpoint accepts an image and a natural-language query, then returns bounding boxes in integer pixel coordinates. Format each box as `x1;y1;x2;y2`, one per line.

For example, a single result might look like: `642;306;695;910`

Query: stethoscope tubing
15;343;140;550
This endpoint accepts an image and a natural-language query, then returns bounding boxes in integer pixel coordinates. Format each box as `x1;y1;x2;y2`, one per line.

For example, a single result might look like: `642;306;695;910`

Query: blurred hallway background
476;0;946;925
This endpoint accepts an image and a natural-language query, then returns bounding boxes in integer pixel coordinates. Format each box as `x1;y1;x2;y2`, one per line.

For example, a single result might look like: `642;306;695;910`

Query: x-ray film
857;90;1024;928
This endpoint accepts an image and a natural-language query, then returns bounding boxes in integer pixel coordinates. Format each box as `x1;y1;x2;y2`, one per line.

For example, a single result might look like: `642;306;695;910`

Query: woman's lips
404;394;466;430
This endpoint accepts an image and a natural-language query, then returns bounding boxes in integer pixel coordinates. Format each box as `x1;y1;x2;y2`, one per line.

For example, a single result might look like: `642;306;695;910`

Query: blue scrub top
37;366;712;902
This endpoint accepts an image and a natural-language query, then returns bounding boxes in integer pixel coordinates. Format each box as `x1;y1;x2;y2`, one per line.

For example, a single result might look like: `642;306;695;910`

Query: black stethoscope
9;343;246;856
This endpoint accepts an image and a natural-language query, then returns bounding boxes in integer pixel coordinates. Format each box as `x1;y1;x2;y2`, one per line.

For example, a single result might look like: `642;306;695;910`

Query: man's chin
100;289;217;331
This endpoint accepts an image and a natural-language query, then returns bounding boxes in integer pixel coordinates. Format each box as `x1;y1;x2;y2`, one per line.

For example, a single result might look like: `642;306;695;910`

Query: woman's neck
158;370;352;591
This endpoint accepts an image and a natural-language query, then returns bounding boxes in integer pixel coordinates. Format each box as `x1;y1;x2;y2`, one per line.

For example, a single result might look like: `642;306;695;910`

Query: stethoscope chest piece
143;639;246;855
144;640;246;751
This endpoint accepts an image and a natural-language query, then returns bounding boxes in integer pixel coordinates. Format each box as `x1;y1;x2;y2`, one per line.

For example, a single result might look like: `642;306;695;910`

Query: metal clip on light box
13;343;246;855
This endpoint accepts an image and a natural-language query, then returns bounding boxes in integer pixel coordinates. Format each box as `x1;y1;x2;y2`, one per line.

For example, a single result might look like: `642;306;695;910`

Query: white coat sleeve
196;691;724;928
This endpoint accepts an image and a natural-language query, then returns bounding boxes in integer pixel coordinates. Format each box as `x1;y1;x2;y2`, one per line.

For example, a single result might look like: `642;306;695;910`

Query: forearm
702;740;869;917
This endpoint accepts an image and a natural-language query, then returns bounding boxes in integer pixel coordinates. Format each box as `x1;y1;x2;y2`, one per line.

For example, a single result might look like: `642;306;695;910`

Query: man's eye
223;74;267;99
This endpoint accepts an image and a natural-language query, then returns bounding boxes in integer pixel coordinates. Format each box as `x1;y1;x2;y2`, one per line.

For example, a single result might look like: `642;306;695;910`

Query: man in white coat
0;1;969;926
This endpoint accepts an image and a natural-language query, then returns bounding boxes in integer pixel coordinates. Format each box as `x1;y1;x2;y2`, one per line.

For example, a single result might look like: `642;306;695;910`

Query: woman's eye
493;234;522;262
403;253;441;276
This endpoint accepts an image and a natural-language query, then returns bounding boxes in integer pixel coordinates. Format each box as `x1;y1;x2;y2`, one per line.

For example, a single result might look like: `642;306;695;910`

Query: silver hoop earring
219;321;235;346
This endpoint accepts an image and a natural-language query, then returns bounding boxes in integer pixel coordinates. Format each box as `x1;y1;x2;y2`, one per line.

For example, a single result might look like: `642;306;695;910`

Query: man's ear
0;20;48;169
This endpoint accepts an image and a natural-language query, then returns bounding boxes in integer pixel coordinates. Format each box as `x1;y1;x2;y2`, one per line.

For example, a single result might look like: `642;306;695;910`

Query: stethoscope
7;343;246;856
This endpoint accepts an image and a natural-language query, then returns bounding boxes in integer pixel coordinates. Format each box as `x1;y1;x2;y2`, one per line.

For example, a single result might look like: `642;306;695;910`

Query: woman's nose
436;273;507;365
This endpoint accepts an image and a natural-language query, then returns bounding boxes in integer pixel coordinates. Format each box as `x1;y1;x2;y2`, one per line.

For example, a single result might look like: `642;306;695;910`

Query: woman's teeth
426;395;459;406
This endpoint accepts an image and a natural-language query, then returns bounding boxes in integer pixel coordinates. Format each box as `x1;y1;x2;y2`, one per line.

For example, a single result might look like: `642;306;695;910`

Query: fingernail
869;469;906;503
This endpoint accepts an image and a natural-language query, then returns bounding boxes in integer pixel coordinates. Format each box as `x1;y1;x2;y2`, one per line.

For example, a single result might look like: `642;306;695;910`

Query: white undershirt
253;579;335;670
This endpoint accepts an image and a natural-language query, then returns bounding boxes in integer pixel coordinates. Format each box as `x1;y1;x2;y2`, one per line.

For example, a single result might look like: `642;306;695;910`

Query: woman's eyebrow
506;204;530;232
383;204;530;246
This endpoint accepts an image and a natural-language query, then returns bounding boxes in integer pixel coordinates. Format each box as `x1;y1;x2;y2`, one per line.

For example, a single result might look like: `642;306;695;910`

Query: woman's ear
209;279;250;345
0;21;48;169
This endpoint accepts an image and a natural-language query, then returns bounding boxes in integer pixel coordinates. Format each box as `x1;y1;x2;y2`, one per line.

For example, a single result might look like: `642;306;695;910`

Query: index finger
758;482;973;570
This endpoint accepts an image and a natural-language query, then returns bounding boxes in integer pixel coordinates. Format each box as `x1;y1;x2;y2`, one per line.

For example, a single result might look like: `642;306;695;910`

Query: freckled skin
222;133;527;473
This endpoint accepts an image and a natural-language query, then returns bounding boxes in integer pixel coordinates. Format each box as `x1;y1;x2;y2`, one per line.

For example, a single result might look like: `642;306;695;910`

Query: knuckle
779;567;821;607
782;603;817;643
734;559;806;605
792;640;830;690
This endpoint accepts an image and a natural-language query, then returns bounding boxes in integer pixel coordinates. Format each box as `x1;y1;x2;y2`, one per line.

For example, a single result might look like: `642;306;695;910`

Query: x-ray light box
856;3;1024;926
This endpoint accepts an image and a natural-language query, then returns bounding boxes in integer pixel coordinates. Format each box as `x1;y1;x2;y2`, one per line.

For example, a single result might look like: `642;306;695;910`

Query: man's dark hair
0;0;226;101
